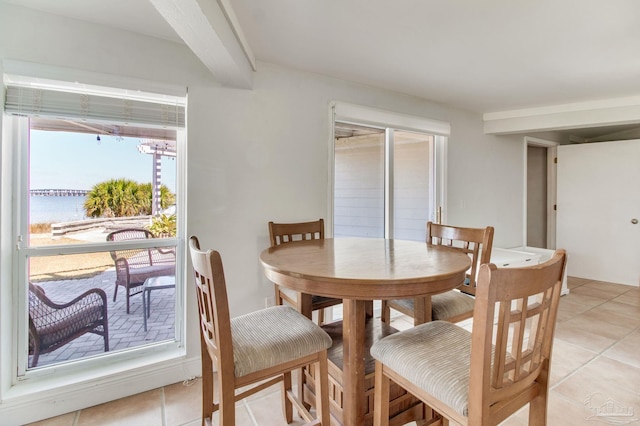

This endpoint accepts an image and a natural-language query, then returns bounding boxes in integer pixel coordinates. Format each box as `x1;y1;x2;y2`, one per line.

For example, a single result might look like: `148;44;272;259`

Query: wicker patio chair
28;282;109;368
107;228;176;313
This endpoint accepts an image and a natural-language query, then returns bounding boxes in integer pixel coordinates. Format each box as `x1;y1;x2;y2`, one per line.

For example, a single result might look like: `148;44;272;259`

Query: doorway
524;137;558;249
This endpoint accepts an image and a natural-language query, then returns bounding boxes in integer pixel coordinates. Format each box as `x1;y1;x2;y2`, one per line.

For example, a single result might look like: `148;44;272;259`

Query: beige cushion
231;305;332;377
389;289;475;321
280;286;342;305
370;320;472;416
389;297;414;312
278;286;337;305
431;290;475;321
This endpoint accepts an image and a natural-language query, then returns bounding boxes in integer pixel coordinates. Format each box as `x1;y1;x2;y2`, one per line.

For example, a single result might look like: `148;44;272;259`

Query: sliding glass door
333;121;439;241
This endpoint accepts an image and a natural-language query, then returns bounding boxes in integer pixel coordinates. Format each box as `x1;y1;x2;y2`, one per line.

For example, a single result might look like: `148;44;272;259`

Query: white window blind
4;81;185;128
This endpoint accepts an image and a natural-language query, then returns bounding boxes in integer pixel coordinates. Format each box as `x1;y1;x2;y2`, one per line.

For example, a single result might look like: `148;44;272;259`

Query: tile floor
27;277;640;425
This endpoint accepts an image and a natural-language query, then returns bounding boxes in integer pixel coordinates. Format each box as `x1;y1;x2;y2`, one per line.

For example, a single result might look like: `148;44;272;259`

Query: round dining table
260;237;471;425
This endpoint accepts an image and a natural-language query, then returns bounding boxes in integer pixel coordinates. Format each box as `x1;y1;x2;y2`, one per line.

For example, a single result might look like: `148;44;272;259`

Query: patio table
142;275;175;332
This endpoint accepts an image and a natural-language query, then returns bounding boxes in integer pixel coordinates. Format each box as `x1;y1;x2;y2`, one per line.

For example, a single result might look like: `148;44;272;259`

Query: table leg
147;290;152;318
143;288;148;332
342;299;367;425
413;296;433;326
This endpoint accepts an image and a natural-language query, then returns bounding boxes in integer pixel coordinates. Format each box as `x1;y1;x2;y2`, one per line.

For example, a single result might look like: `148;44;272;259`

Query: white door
557;140;640;286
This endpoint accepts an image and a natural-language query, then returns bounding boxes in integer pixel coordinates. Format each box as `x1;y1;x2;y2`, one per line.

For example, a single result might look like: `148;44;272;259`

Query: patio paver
31;269;176;368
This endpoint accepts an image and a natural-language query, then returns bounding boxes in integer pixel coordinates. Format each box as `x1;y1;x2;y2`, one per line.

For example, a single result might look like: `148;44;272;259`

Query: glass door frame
329;101;449;238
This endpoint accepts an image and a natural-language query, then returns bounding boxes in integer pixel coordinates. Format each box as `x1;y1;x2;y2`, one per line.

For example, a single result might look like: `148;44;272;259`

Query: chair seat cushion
431;290;475;321
370;320;472;417
279;286;341;308
388;289;475;321
389;297;414;312
128;264;175;285
231;305;332;377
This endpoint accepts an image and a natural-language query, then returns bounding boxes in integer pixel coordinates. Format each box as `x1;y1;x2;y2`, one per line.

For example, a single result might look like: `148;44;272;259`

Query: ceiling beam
150;0;255;89
483;96;640;135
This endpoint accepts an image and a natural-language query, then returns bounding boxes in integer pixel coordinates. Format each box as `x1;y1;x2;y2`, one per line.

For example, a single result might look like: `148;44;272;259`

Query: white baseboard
1;357;201;425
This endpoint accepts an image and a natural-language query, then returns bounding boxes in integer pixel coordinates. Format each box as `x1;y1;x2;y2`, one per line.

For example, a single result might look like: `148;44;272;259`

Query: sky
29;130;177;193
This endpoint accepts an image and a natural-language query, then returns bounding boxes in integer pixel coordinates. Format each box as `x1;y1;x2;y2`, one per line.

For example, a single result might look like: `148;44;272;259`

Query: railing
30;189;89;196
52;216;152;237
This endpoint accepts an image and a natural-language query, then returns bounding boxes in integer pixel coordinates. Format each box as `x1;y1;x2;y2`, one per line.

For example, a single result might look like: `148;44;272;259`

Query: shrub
149;214;176;237
30;223;52;234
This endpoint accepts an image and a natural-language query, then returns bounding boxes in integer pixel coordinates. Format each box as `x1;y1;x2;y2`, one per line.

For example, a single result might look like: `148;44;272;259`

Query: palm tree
84;179;174;218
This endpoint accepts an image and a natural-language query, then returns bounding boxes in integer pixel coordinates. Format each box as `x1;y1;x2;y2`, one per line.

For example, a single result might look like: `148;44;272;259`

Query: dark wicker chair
106;228;176;313
28;282;109;368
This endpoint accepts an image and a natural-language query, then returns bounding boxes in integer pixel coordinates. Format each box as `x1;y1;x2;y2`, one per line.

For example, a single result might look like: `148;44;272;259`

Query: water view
30;195;88;224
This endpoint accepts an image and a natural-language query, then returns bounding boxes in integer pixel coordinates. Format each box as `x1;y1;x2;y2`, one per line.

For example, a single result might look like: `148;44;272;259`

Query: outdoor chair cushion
128;263;176;286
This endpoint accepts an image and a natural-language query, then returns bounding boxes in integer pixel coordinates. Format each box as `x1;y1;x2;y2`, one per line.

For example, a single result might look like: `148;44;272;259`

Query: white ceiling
5;0;640;118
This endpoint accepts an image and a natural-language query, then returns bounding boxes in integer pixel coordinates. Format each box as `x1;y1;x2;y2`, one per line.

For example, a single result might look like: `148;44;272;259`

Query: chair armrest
113;257;131;284
150;248;176;265
29;287;109;330
36;287;108;311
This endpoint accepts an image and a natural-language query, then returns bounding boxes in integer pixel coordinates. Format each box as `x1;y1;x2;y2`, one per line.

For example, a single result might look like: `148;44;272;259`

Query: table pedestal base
302;318;426;426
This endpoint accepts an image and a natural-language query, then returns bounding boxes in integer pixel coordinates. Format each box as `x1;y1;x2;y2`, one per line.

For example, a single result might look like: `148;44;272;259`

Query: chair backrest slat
268;219;324;248
107;228;155;264
467;249;566;421
426;222;494;295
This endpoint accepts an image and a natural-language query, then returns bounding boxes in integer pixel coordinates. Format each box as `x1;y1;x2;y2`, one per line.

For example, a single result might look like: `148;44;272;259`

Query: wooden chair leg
299;366;310;411
374;361;391;426
218;386;236;426
200;333;214;426
282;371;294;423
298;294;314;411
315;352;330;425
366;300;374;318
528;390;548;425
529;364;550;425
317;308;325;325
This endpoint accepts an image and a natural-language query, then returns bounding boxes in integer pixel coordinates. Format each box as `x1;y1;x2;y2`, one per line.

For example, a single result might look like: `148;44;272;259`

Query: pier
30;189;89;196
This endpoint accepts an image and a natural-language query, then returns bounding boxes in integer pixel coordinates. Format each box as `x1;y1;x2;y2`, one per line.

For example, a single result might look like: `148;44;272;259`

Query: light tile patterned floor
27;277;640;425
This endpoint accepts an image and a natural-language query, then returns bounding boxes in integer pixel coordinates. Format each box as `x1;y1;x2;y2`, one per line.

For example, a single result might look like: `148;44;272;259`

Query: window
332;103;448;241
4;75;185;375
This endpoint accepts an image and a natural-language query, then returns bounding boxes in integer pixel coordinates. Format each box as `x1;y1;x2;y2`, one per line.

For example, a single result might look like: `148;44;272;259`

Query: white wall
0;3;525;423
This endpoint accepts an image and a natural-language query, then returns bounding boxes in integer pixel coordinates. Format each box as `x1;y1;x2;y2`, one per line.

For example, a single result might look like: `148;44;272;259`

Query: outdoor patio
31;269;176;368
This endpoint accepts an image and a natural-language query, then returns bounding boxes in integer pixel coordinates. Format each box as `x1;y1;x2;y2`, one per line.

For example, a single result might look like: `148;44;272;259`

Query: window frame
4;81;186;382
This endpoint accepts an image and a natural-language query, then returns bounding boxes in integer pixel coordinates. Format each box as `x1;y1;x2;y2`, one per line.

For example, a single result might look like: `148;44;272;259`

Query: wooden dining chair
372;249;567;426
381;221;494;325
188;236;331;426
268;219;342;325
